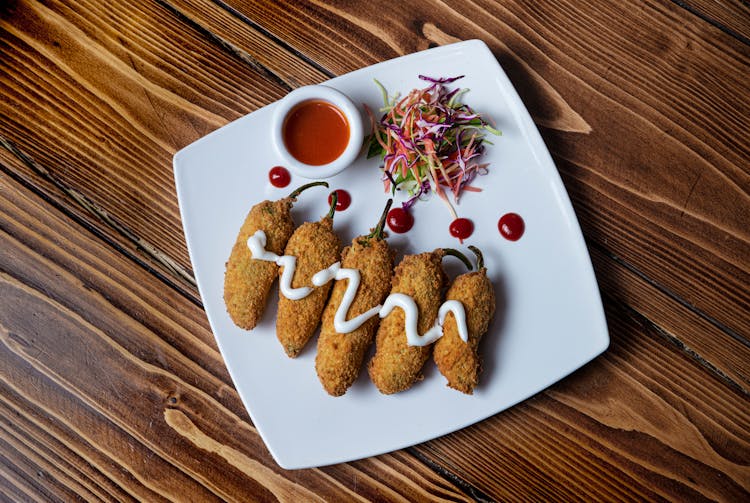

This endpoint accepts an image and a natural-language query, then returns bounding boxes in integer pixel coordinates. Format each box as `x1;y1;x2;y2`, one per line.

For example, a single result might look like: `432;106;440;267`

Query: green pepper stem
287;181;329;200
441;248;472;271
326;190;338;220
468;245;484;270
367;198;393;240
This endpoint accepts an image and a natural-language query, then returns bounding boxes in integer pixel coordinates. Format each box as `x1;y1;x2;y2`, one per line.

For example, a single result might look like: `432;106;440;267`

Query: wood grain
4;166;746;499
416;298;750;501
1;395;138;502
0;168;472;501
159;0;330;88
680;0;750;42
2;0;749;500
221;0;750;358
587;244;749;390
3;0;746;340
0;0;293;275
0;143;199;294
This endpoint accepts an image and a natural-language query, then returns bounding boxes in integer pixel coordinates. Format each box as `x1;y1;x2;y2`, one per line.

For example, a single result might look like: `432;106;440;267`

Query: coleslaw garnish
366;75;500;217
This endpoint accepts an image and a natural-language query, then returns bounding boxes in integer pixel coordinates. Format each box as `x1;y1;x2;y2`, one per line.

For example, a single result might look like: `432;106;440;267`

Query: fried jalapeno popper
224;182;328;330
276;193;341;357
316;200;395;396
368;248;471;394
433;246;496;394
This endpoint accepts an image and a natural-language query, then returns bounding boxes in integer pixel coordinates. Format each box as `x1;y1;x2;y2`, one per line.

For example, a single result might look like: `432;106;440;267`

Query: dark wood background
1;0;748;500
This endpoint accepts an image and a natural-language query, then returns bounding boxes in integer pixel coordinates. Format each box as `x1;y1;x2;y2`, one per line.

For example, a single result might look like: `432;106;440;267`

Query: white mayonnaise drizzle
276;255;312;300
380;294;443;346
246;232;311;300
438;300;468;342
247;230;469;347
313;261;383;332
329;267;383;334
311;262;341;286
246;230;278;261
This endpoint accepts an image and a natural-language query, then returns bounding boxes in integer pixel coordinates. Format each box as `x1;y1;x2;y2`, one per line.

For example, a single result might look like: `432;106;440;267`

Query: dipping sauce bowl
272;85;364;179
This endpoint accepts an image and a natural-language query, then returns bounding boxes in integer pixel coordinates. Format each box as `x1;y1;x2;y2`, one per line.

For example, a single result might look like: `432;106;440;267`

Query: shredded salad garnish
366;75;500;218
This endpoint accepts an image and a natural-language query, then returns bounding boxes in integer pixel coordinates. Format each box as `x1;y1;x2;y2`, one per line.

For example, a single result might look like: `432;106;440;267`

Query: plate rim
173;39;609;469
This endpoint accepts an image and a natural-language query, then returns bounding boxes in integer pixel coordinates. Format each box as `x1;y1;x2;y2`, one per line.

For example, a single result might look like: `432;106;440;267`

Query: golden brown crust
276;216;341;357
223;198;294;330
433;269;495;394
368;250;446;394
316;237;394;396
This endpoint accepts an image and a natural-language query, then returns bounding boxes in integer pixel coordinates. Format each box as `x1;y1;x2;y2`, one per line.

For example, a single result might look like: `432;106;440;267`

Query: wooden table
1;1;748;500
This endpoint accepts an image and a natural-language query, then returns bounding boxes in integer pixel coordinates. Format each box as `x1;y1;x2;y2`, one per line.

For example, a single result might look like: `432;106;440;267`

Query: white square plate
174;40;608;469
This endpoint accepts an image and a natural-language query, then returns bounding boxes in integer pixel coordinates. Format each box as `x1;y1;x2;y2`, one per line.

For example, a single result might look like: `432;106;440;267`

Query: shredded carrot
365;76;500;215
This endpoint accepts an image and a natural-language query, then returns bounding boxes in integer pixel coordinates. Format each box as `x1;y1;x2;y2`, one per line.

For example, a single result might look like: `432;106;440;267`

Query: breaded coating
276;217;340;357
433;268;495;394
368;250;446;394
223;198;294;330
316;237;394;396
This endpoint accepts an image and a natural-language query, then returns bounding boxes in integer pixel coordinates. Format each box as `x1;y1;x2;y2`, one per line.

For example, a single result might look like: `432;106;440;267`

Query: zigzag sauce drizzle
247;230;468;347
247;229;311;300
311;263;383;333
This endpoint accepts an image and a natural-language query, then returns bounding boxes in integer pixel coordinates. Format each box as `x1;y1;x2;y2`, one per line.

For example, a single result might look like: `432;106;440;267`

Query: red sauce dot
498;213;525;241
449;218;474;243
328;189;351;211
386;207;414;234
268;166;291;188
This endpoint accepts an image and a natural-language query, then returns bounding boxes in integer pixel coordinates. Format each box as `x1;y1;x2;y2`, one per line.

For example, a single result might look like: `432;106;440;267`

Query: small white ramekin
271;85;364;179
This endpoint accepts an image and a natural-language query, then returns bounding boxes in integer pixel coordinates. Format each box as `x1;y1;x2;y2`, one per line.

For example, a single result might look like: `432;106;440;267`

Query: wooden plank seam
204;0;338;79
668;0;750;46
154;0;296;92
0;135;196;288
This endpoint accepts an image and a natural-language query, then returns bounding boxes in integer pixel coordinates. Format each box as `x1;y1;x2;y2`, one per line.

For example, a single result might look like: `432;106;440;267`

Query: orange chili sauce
282;100;350;166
